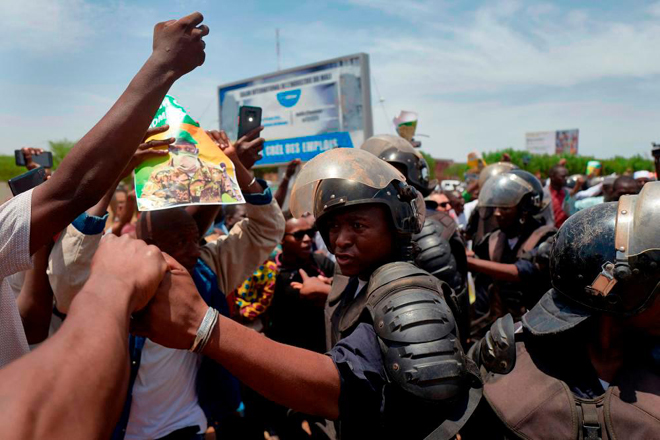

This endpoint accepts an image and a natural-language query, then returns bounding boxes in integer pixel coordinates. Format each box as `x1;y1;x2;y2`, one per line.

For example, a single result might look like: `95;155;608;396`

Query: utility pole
276;28;281;71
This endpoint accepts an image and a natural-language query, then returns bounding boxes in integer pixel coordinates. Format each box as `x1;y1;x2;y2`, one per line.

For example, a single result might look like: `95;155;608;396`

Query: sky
1;0;660;161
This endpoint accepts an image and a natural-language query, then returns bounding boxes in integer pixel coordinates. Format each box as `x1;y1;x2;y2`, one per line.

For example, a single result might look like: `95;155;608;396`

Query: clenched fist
89;235;168;313
152;12;210;79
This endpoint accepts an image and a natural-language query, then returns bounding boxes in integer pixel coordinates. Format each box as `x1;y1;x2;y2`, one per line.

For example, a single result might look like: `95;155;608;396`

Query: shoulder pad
476;314;516;374
367;262;470;401
425;212;458;241
413;220;464;292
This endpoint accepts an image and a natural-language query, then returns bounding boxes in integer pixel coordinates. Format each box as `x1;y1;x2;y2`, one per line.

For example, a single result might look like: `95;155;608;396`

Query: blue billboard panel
219;54;372;167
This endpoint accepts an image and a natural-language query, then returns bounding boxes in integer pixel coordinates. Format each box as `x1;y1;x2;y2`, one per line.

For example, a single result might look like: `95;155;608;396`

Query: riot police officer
468;170;555;336
464;181;660;439
465;162;518;245
290;147;482;439
360;135;470;345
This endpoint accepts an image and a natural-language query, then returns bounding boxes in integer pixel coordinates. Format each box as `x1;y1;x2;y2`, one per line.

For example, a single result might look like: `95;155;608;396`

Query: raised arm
274;159;300;207
30;13;209;254
187;127;267;235
0;235;167;440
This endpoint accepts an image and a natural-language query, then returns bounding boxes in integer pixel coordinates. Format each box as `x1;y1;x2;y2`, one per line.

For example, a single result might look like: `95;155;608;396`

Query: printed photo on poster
135;95;244;211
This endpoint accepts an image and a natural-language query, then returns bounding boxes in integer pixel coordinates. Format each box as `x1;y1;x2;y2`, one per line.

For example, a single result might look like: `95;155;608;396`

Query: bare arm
17;244;54;344
0;235;167;440
467;256;520;283
274;159;300;207
29;13;208;254
136;255;341;420
205;315;341;419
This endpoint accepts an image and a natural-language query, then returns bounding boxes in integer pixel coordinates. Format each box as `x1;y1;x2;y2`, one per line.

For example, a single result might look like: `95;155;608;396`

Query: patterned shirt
0;190;34;367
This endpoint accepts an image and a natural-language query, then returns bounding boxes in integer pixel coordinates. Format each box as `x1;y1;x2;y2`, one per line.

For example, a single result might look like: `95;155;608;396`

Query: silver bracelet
247;176;257;187
190;307;219;353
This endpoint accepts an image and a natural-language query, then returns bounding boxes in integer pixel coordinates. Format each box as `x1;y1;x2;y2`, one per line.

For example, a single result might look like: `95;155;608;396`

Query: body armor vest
472;226;555;337
484;342;660;440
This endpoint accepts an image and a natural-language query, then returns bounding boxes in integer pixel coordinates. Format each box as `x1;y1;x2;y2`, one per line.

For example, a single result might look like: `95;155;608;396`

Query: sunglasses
438;202;451;208
286;227;317;240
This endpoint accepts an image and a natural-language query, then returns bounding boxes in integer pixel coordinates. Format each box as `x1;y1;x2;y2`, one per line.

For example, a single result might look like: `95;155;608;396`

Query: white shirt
125;340;207;439
464;199;479;226
0;190;34;368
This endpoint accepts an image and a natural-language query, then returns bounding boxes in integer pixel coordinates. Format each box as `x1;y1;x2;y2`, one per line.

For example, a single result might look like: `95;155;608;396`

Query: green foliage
442;149;654;181
49;139;75;169
0;139;77;182
0;156;26;182
419;151;436;179
442;163;470;180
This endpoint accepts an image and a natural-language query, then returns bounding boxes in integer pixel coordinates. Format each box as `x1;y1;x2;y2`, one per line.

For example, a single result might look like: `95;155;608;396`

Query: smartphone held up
237;106;262;140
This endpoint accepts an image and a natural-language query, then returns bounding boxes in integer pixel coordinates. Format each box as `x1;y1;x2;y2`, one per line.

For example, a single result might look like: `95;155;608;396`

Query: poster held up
135;95;244;212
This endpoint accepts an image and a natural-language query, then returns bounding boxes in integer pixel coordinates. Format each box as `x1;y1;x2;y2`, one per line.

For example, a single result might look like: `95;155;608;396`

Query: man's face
115;191;127;217
447;191;464;214
153;224;201;273
623;292;660;337
494;205;520;233
429;193;452;212
550;167;568;189
610;181;640;202
327;204;395;278
282;217;315;261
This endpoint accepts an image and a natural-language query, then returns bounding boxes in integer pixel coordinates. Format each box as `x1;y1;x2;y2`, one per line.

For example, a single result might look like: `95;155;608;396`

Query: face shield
478;162;518;189
289;148;425;234
478;173;534;209
616;182;660;259
582;182;660;312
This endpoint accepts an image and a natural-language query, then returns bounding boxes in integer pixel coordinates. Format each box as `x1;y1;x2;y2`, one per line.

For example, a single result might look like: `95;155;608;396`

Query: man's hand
152;12;209;79
291;269;332;306
206;126;265;170
284;159;301;179
120;125;173;179
21;147;45;170
89;235;167;313
132;253;207;350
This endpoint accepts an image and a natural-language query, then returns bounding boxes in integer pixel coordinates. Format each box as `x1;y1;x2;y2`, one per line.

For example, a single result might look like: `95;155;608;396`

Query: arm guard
469;314;517;374
366;262;476;401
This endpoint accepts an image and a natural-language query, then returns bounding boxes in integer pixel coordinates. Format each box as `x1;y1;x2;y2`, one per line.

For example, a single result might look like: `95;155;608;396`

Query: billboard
525;129;579;155
219;53;373;167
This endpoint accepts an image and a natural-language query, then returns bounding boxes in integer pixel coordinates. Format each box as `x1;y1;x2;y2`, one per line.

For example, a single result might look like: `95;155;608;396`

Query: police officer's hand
132;253;207;350
151;12;209;79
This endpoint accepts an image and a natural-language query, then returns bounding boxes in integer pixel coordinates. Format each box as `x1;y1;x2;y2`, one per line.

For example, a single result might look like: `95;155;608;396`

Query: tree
49;139;75;169
419;151;436;180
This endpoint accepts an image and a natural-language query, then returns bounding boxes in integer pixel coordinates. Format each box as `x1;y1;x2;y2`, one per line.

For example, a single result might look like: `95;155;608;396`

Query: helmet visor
478;173;534;209
290;148;406;218
617;181;660;258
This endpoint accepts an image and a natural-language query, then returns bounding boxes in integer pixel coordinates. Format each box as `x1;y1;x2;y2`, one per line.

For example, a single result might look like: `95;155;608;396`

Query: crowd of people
1;12;659;440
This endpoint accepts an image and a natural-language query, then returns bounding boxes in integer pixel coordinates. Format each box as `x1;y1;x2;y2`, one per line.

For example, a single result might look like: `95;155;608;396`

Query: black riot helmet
361;134;436;196
290;148;425;260
523;182;660;335
478;170;543;215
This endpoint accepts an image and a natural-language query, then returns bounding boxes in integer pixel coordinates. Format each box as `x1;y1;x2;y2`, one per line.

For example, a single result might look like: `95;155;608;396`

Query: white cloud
0;0;157;54
0;0;97;53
